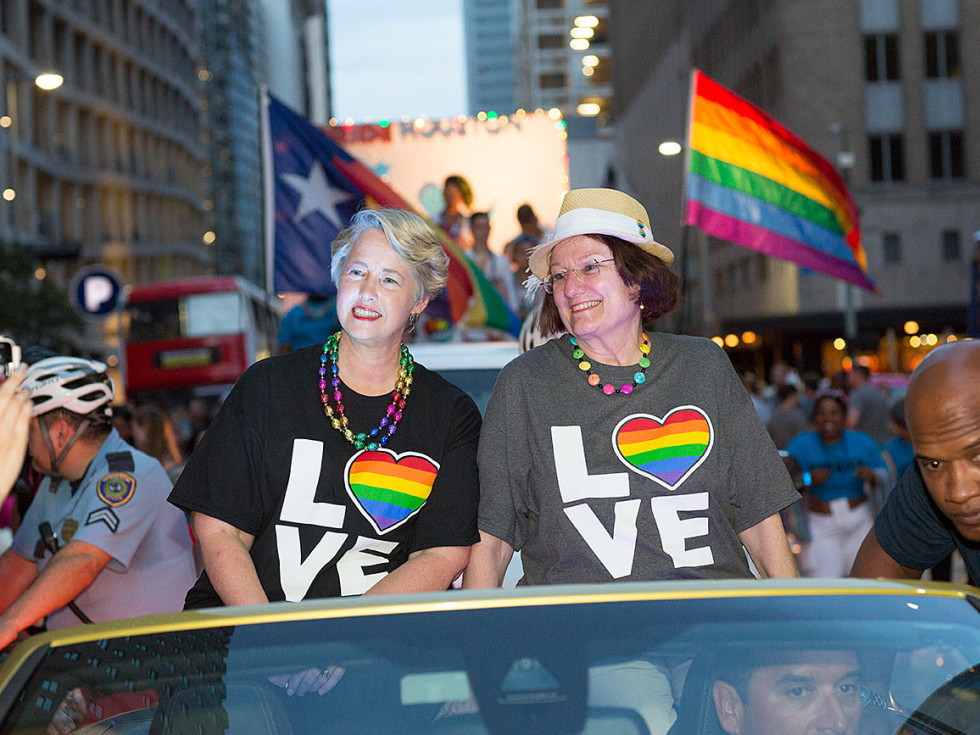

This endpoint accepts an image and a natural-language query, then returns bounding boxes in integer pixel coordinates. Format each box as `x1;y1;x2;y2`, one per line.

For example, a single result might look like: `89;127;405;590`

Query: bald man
851;340;980;582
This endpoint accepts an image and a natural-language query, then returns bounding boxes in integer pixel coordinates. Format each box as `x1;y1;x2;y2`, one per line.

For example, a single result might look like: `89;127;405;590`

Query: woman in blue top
785;392;888;578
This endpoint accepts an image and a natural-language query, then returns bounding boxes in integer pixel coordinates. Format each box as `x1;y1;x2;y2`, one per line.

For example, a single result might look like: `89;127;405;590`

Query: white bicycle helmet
24;356;115;419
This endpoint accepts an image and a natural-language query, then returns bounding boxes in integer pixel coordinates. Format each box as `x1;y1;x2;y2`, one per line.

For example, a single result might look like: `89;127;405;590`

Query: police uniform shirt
11;429;196;629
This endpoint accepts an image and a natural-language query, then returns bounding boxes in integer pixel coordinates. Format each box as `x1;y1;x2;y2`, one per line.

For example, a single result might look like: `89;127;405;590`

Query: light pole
829;122;857;360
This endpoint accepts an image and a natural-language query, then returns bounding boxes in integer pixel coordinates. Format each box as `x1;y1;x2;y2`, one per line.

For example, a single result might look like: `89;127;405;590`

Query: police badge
96;472;136;507
61;518;79;542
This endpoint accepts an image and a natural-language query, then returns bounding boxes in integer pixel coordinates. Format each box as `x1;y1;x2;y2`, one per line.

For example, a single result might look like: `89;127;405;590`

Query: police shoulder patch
96;472;137;507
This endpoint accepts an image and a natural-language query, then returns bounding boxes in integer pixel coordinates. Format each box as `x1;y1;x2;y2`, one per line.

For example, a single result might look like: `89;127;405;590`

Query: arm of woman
365;545;470;595
0;367;31;503
191;512;267;606
462;531;515;588
738;513;799;578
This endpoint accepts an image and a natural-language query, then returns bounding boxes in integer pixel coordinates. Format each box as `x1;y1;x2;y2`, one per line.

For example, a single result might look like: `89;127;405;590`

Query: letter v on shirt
552;426;713;578
276;438;398;600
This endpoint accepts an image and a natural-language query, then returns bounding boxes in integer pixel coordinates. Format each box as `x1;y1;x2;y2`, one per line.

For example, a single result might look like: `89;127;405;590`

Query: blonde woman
170;209;482;607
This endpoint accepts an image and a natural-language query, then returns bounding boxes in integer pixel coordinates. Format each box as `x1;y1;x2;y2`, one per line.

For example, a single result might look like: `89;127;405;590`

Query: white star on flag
281;162;356;229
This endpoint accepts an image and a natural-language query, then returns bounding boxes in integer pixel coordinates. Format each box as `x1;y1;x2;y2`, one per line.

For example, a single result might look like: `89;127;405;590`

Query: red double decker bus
122;276;279;397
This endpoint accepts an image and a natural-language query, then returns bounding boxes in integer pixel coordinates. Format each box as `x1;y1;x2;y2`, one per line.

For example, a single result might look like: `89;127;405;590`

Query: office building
611;0;979;373
463;0;516;115
1;0;207;288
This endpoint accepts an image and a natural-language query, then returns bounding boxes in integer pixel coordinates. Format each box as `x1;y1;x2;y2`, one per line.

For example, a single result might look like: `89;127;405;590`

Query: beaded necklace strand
571;332;651;395
318;331;414;450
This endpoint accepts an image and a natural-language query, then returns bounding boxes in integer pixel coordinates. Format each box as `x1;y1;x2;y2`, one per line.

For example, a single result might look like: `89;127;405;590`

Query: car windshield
1;589;979;735
433;368;502;415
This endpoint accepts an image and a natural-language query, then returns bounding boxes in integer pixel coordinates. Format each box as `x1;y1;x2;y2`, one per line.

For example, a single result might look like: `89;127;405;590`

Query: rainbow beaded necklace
318;331;414;450
571;332;651;395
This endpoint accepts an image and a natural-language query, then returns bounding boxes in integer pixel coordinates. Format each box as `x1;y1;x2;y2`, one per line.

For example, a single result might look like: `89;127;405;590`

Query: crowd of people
0;188;977;680
435;175;546;332
734;350;967;582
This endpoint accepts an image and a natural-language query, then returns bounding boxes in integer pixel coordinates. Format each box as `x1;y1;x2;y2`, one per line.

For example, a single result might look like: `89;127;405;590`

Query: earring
406;312;420;333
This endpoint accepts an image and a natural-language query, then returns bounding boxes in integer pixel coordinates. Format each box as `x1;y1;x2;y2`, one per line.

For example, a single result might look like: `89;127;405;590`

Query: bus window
128;299;181;342
184;292;246;337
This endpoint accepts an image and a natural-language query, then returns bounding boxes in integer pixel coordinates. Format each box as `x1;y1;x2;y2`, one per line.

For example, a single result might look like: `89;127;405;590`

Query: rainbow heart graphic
344;449;440;534
613;406;713;490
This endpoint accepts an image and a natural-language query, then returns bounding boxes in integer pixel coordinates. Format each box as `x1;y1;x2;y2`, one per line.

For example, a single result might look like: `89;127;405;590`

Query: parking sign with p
70;266;125;317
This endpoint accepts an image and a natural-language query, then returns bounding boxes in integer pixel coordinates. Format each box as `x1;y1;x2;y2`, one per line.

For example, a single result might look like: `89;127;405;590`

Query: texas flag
261;89;520;336
262;90;364;295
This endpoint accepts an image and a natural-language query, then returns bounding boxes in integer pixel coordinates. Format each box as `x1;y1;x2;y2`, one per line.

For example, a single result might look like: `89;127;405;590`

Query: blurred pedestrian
799;371;821;413
828;369;847;393
741;371;772;424
469;211;519;312
169;208;481;607
504;203;545;256
0;357;195;649
879;398;913;491
464;188;799;588
763;361;796;415
766;383;809;450
504;206;541;322
133;403;185;483
845;365;889;444
110;403;135;445
177;398;212;457
278;294;340;353
851;340;980;584
784;393;889;577
438;174;474;250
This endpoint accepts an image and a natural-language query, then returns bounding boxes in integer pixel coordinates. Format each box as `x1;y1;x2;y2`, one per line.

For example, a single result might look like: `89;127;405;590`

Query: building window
869;134;906;182
928;131;965;179
883;232;901;263
739;259;751;289
537;34;564;50
539;72;566;89
863;34;899;81
925;31;960;78
942;229;961;261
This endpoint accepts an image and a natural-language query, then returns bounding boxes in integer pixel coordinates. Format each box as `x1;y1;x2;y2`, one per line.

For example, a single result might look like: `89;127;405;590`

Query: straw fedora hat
528;188;674;279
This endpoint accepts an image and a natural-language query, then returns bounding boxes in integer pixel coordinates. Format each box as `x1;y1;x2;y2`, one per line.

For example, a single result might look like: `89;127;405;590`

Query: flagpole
970;231;980;338
831;122;857;358
677;69;700;335
259;84;275;296
677;225;691;333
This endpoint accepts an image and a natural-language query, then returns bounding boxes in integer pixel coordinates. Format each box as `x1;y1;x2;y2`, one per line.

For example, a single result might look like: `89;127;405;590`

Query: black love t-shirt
170;344;481;607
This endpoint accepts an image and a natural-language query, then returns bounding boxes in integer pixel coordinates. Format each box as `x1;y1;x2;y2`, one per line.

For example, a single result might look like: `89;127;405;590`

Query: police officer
0;357;196;649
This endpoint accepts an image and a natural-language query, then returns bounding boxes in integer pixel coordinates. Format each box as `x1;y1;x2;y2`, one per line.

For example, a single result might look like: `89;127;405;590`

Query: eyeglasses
542;258;615;294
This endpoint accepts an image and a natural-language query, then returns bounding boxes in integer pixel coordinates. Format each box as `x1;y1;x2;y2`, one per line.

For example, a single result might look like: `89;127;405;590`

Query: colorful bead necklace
318;331;414;450
571;332;651;395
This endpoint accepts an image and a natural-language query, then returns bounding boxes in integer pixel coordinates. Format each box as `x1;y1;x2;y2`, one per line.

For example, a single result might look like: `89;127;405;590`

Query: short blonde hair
331;209;449;301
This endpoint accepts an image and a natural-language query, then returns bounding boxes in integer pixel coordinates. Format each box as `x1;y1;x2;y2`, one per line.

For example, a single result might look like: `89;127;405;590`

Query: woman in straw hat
171;209;482;608
464;188;800;587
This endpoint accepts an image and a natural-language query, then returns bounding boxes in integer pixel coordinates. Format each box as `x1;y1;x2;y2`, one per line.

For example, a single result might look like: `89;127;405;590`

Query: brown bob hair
537;235;681;335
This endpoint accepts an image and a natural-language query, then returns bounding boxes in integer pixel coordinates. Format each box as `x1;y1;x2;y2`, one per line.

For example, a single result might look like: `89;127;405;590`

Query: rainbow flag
684;70;875;292
262;90;519;336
